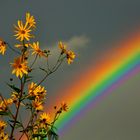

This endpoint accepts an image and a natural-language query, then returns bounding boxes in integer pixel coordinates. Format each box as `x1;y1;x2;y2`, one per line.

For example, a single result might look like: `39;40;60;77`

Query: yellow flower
40;113;50;124
0;132;9;140
26;12;36;28
32;98;43;111
28;82;47;99
15;43;29;48
28;82;38;97
0;101;6;111
5;98;13;105
66;50;76;64
58;41;76;64
32;125;39;134
0;39;6;55
0;98;13;111
58;41;67;54
11;92;19;104
11;56;28;78
61;102;68;112
0;120;7;132
14;20;33;41
29;42;45;57
36;85;47;99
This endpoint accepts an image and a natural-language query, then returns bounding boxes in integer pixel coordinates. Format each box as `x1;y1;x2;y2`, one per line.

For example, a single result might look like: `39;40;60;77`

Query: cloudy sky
0;0;140;140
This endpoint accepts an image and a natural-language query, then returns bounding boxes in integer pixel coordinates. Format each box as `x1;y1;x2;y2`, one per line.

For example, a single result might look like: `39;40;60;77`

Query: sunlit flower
11;92;19;105
15;43;29;48
14;20;33;41
28;82;38;97
61;102;68;112
66;50;76;64
32;98;43;111
0;101;6;111
32;125;38;133
0;120;7;132
0;39;6;55
30;42;45;57
11;56;28;78
5;98;13;105
58;41;67;54
40;112;50;124
26;12;36;28
36;85;47;99
28;82;47;99
0;132;9;140
58;41;76;64
0;98;13;112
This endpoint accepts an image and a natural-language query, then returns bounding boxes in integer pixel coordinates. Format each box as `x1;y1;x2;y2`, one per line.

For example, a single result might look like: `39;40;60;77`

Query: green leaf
26;75;33;79
0;111;10;116
8;120;22;128
32;133;47;138
9;119;20;124
7;83;21;93
39;67;48;73
24;75;32;83
47;129;59;140
15;123;22;129
27;96;36;100
51;126;58;131
26;125;33;131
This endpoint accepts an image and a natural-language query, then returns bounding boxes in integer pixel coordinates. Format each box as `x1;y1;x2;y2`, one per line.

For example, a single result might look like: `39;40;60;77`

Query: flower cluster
58;41;76;64
0;120;9;140
28;82;47;112
0;12;76;140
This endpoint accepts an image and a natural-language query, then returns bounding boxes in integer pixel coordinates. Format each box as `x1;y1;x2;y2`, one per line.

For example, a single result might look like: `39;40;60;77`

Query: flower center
20;30;26;34
43;118;46;122
18;64;22;68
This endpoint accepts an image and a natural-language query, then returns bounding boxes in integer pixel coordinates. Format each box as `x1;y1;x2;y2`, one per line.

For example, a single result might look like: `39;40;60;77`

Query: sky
0;0;140;140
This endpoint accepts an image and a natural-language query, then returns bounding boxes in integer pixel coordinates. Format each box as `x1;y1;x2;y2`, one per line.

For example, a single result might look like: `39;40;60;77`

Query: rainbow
47;32;140;134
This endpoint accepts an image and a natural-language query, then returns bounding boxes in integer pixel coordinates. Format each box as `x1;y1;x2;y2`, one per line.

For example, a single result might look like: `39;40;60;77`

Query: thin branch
19;114;29;140
10;78;24;139
37;55;65;87
51;53;62;71
30;54;38;68
47;57;51;72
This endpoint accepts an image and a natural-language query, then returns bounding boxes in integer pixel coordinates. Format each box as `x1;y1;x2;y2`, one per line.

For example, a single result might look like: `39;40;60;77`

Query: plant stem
30;54;38;68
9;78;25;139
47;57;51;72
37;55;65;86
18;114;29;140
51;110;61;129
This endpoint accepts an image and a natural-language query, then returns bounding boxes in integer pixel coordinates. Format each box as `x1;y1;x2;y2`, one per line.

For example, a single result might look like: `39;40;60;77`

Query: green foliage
47;129;58;140
0;111;10;116
7;83;21;93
